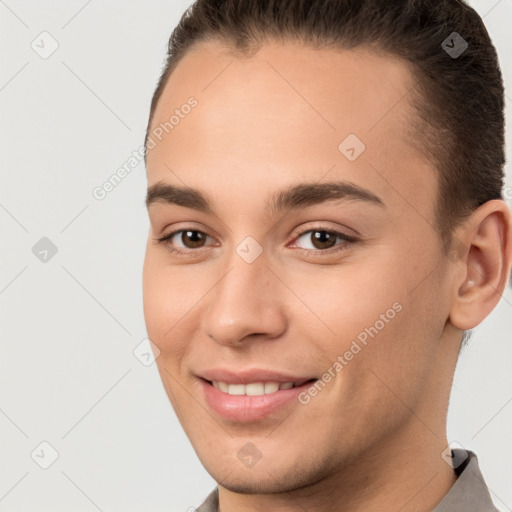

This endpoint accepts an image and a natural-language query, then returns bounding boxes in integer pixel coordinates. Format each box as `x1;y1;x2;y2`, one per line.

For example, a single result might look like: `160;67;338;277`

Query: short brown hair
145;0;506;256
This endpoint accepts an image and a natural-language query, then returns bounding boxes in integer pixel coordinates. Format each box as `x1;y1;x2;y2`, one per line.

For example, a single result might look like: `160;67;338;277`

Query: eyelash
155;226;358;257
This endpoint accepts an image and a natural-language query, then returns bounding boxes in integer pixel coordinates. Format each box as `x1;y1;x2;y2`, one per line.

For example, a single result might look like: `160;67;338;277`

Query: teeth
228;384;245;395
211;381;299;396
264;382;279;394
245;383;265;396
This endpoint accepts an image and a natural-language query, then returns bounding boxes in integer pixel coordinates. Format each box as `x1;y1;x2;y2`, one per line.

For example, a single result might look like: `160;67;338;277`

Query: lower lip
200;379;316;422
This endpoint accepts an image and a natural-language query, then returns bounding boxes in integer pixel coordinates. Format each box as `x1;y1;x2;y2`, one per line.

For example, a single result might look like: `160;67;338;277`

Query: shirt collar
432;449;498;512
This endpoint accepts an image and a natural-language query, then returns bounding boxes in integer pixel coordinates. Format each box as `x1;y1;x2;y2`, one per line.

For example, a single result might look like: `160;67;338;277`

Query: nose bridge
201;244;285;345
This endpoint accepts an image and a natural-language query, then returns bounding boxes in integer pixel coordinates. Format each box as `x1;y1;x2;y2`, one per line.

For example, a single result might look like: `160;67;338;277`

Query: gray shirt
196;450;498;511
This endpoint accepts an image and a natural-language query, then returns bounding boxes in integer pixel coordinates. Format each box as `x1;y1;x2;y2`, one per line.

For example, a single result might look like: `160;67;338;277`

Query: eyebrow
145;180;385;215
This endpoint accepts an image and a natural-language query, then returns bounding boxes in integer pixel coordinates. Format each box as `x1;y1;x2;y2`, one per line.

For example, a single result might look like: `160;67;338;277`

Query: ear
449;199;512;331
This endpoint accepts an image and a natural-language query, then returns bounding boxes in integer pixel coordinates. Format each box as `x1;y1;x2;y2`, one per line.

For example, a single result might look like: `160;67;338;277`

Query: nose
200;250;287;347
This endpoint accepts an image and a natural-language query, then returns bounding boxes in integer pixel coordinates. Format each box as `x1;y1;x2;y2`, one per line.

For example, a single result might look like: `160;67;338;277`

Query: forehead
146;40;436;221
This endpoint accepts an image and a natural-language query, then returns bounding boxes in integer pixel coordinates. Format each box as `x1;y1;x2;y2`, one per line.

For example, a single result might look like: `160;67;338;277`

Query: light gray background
1;1;511;511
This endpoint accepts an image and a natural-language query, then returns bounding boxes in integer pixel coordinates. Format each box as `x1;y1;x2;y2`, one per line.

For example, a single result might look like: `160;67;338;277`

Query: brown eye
155;229;213;253
291;228;357;255
179;230;208;248
309;230;337;250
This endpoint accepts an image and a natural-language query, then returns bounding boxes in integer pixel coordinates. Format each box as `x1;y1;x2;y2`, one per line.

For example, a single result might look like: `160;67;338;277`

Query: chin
202;452;334;496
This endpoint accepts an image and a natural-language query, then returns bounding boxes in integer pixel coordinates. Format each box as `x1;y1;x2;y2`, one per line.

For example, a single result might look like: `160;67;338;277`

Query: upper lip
197;368;317;385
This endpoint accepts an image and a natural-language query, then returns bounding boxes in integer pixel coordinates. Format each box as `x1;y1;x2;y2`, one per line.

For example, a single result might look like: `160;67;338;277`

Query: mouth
199;377;318;422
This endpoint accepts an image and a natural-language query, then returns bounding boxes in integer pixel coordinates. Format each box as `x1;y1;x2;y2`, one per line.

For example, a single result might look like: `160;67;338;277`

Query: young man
142;1;512;510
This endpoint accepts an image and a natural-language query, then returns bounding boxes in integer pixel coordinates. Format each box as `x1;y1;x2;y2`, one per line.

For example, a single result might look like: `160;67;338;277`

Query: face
143;40;457;493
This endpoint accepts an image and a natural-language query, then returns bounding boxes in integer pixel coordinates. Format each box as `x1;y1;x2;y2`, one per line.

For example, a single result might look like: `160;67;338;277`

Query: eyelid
291;223;358;240
155;224;359;256
154;227;215;249
288;225;358;252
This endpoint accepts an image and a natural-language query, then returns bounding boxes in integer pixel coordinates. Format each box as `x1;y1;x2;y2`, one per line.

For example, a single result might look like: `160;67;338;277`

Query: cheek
283;261;405;343
291;260;434;404
142;249;189;355
142;252;167;338
337;283;439;420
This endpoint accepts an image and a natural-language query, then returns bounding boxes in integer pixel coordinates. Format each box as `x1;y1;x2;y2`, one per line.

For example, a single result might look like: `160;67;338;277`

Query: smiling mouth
205;379;317;396
200;377;319;422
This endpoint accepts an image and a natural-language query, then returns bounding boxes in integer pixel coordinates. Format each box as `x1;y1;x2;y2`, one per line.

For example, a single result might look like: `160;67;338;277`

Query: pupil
312;231;335;249
183;230;205;248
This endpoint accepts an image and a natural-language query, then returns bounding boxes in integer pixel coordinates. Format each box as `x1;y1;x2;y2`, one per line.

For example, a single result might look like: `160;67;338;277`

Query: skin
142;40;512;512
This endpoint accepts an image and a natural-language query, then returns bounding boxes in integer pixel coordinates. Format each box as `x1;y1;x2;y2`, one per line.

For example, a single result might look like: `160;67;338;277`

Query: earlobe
449;200;512;331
